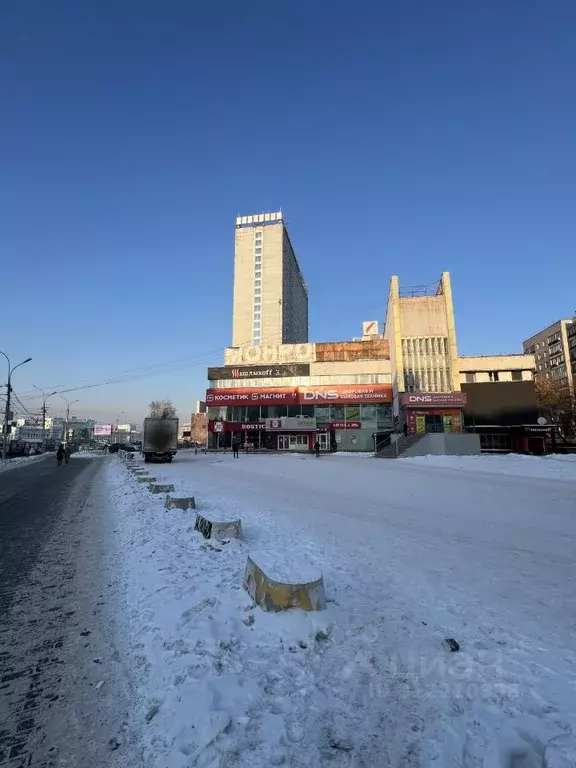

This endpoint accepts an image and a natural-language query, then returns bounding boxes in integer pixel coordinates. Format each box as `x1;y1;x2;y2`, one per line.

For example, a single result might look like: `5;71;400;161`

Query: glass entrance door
425;414;444;433
318;433;330;451
278;435;290;450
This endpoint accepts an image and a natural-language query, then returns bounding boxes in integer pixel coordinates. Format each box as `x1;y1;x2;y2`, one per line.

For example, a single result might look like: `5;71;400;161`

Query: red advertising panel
402;392;467;407
297;384;392;405
208;421;266;433
206;388;298;406
330;421;361;430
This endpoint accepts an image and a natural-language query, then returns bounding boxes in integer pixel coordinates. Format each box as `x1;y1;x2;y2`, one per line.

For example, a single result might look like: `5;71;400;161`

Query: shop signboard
297;384;392;405
402;392;467;407
208;364;310;380
205;388;299;406
94;424;112;436
266;417;316;431
209;421;266;433
330;421;361;430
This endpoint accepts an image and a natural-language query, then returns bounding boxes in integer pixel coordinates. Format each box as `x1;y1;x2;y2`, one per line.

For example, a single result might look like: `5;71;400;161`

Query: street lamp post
1;351;32;461
60;395;79;447
116;412;125;444
33;385;58;452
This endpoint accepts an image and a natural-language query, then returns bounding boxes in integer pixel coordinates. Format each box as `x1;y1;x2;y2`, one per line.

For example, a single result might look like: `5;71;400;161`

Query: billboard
297;384;392;404
402;393;467;407
94;424;112;436
208;364;310;381
205;388;299;406
208;421;266;433
206;385;392;406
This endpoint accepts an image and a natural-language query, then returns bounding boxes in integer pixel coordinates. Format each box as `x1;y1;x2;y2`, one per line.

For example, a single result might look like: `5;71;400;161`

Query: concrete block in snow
148;483;175;494
136;475;156;483
165;494;196;510
243;552;326;612
194;513;242;541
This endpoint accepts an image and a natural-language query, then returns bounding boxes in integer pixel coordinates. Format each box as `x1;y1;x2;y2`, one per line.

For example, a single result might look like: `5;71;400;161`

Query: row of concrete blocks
118;454;327;613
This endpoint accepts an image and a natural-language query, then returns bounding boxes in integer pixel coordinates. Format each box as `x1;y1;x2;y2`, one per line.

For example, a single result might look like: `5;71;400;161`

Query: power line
16;347;224;399
11;305;389;403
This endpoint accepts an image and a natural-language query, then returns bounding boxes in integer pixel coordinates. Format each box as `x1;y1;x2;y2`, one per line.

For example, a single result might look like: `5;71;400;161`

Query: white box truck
142;417;178;463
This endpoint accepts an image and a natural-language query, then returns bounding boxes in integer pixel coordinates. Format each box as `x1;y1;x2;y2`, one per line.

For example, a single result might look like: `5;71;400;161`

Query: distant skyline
2;1;575;424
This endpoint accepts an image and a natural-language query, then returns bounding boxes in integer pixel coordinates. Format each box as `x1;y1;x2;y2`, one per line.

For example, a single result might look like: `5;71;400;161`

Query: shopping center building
207;327;393;452
206;212;538;453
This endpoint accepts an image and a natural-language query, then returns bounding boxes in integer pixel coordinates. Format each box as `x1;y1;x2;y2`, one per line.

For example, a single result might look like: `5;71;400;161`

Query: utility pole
33;385;58;452
59;395;79;447
115;412;125;444
1;351;32;461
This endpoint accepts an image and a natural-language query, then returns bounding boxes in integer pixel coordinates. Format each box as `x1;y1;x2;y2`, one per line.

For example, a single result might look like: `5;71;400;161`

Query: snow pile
106;452;576;767
0;453;48;473
403;452;576;481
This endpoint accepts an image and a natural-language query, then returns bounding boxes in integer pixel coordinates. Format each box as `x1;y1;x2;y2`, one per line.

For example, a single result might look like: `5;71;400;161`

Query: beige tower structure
232;212;308;348
384;272;461;400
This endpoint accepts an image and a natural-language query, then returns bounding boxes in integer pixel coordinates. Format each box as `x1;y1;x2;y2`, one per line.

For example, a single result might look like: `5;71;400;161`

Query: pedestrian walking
232;439;239;459
56;445;65;467
314;439;321;458
64;446;71;465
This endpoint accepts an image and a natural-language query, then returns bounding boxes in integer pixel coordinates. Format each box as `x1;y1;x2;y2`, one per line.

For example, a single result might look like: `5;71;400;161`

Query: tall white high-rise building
232;211;308;347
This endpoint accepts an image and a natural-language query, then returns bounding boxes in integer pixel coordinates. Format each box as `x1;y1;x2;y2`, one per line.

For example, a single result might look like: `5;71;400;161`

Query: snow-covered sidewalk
106;452;576;767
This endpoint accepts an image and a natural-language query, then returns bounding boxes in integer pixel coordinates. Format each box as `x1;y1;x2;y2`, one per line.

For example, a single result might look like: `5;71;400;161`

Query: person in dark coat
64;445;71;465
56;445;65;467
314;440;321;458
232;439;239;459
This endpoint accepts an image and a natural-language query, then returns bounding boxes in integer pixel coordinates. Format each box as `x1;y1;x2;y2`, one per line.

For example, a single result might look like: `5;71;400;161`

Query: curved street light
33;385;58;451
1;351;32;461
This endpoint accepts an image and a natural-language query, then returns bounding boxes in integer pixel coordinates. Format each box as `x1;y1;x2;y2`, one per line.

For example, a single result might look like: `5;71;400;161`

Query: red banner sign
208;421;266;433
402;392;467;407
297;384;392;404
206;385;391;406
206;388;298;406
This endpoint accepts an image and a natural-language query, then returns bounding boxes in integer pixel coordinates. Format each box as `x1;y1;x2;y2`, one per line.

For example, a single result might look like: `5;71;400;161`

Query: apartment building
523;318;576;394
232;212;308;348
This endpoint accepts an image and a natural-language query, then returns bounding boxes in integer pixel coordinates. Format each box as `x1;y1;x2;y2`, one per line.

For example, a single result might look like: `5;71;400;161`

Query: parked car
108;443;137;454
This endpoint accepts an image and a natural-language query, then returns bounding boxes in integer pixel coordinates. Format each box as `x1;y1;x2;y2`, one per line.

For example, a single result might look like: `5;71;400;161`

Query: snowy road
0;456;144;768
109;451;576;767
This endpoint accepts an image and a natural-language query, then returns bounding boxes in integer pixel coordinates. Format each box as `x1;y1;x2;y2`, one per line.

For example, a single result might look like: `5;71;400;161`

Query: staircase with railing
375;432;426;459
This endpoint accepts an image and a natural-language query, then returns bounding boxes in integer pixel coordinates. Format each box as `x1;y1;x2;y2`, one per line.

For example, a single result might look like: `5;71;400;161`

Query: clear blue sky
2;1;575;424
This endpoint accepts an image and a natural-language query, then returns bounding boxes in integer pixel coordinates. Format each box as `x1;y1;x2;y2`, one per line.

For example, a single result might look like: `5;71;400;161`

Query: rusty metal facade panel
315;340;390;362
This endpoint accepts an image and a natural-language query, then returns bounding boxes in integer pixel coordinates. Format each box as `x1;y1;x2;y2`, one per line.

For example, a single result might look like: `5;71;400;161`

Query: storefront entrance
277;434;310;451
425;414;446;433
317;433;330;451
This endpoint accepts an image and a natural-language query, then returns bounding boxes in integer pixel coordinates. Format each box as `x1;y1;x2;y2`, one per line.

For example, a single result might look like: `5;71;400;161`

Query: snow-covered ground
0;453;48;473
106;451;576;767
